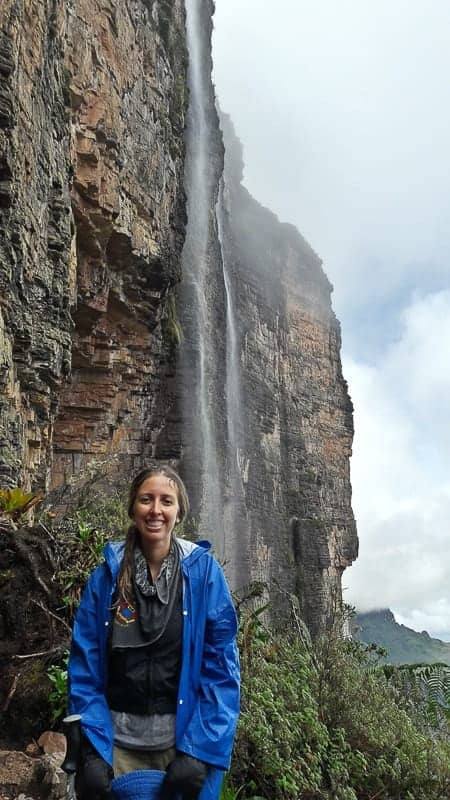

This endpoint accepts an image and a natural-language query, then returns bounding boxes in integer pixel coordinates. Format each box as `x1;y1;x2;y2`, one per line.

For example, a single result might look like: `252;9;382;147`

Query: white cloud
344;291;450;638
213;0;450;315
385;292;450;441
396;602;450;642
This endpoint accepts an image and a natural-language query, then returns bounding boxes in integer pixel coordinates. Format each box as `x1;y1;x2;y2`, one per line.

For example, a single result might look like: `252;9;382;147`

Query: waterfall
181;0;249;585
180;0;223;549
216;179;240;463
216;177;249;585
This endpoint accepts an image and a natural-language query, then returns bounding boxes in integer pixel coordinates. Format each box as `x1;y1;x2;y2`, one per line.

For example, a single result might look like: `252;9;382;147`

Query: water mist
180;0;223;552
180;0;248;586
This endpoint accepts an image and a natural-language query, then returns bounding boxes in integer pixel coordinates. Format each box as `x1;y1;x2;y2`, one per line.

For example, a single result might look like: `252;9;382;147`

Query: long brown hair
116;465;189;605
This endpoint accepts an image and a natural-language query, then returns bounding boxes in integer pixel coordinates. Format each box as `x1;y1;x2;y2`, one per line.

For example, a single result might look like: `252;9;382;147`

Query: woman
68;465;240;800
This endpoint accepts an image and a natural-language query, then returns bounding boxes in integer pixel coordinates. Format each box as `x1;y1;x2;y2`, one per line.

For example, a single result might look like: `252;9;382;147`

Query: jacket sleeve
68;565;114;765
178;561;240;770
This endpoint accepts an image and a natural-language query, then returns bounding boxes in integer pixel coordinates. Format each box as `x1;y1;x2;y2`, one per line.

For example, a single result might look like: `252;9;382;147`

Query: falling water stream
216;177;249;584
181;0;248;584
181;0;223;549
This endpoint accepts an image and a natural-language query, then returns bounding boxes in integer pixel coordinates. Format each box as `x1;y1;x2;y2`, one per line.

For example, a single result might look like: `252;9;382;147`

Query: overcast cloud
212;0;450;638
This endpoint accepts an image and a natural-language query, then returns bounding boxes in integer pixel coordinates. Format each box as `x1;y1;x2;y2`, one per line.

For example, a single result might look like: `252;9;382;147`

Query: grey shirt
112;709;176;751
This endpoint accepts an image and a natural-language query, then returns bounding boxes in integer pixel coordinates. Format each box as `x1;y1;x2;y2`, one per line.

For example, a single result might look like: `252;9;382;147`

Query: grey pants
113;745;176;776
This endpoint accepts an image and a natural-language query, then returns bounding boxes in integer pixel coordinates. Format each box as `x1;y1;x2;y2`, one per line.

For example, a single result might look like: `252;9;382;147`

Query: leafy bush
317;635;450;799
47;652;69;721
0;487;42;521
52;492;129;615
380;662;450;730
233;610;328;799
228;605;450;800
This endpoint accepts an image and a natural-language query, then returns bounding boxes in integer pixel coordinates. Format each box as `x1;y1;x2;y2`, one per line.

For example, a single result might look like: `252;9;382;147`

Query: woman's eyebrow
138;492;176;499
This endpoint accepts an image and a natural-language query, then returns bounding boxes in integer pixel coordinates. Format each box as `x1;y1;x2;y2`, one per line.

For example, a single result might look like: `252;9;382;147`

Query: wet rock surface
0;0;187;494
214;114;358;632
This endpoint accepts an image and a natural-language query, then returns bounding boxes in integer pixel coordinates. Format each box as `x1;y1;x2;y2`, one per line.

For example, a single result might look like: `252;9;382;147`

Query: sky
212;0;450;640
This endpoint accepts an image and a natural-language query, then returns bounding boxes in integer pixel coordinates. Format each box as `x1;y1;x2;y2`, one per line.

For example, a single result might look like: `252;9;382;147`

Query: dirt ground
0;746;46;799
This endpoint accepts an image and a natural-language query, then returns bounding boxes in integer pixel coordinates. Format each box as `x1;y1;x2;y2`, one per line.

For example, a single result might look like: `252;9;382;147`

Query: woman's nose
150;498;161;514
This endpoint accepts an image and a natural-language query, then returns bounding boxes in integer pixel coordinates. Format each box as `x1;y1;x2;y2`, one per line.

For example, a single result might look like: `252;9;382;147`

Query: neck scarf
132;538;181;642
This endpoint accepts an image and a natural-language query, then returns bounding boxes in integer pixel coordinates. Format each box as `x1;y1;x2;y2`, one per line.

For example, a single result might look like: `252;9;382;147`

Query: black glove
75;738;114;800
161;753;208;800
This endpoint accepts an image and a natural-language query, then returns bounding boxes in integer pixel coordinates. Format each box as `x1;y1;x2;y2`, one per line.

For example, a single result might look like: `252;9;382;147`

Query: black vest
106;578;183;715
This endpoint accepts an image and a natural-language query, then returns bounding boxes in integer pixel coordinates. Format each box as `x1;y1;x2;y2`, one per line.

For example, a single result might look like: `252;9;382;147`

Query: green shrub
47;652;69;722
317;635;450;799
53;491;129;616
0;487;42;521
231;608;327;799
228;606;450;799
45;492;129;722
380;662;450;730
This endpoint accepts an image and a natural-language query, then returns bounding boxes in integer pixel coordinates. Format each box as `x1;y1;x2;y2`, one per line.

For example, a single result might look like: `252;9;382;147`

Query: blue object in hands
111;769;166;800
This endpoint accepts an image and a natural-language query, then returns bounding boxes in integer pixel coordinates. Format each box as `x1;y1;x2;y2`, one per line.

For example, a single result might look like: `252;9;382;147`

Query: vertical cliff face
0;0;187;493
174;0;229;550
0;0;73;490
0;0;357;633
53;0;188;492
174;3;357;628
219;116;358;631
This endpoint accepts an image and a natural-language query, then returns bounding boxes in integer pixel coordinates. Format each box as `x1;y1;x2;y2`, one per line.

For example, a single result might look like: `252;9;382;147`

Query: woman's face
132;473;180;555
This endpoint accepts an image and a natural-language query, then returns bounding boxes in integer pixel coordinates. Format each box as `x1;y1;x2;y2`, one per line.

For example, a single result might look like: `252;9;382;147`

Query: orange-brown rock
37;732;66;758
0;0;187;493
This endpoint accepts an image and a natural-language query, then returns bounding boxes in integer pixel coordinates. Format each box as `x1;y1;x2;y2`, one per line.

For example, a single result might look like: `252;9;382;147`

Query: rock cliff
220;114;358;631
0;0;358;634
0;0;187;494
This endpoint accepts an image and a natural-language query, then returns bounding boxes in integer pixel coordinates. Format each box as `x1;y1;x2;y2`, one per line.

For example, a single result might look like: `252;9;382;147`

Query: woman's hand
161;753;208;800
75;739;114;799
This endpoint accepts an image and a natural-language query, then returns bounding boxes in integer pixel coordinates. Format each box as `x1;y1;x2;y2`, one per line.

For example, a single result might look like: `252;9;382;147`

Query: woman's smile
132;474;180;554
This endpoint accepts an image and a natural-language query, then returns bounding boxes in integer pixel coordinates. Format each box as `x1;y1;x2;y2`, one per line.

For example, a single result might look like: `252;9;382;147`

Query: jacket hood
103;537;211;580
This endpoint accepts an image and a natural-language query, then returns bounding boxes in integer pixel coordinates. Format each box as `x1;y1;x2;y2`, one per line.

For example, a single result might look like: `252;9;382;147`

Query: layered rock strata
221;116;358;631
0;0;73;490
178;105;359;632
0;0;187;493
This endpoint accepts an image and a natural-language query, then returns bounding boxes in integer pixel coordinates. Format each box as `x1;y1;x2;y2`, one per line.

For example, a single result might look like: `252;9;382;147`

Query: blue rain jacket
68;538;240;800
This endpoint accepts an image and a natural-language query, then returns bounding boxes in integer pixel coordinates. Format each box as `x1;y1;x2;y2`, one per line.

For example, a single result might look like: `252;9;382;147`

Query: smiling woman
128;472;186;578
67;464;240;800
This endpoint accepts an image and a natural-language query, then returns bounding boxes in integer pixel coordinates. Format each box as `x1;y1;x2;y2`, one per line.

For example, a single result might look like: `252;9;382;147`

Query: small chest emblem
116;599;138;625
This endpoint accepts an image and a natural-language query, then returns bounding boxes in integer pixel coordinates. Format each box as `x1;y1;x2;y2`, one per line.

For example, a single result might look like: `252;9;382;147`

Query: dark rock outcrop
166;6;357;632
0;0;187;494
213;114;358;632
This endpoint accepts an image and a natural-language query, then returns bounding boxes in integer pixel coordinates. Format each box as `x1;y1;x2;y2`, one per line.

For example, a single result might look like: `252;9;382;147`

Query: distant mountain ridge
354;608;450;665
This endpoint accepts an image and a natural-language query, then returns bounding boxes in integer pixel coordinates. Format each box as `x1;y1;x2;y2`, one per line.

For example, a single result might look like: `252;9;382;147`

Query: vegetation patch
2;491;449;800
0;488;128;743
228;604;450;800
